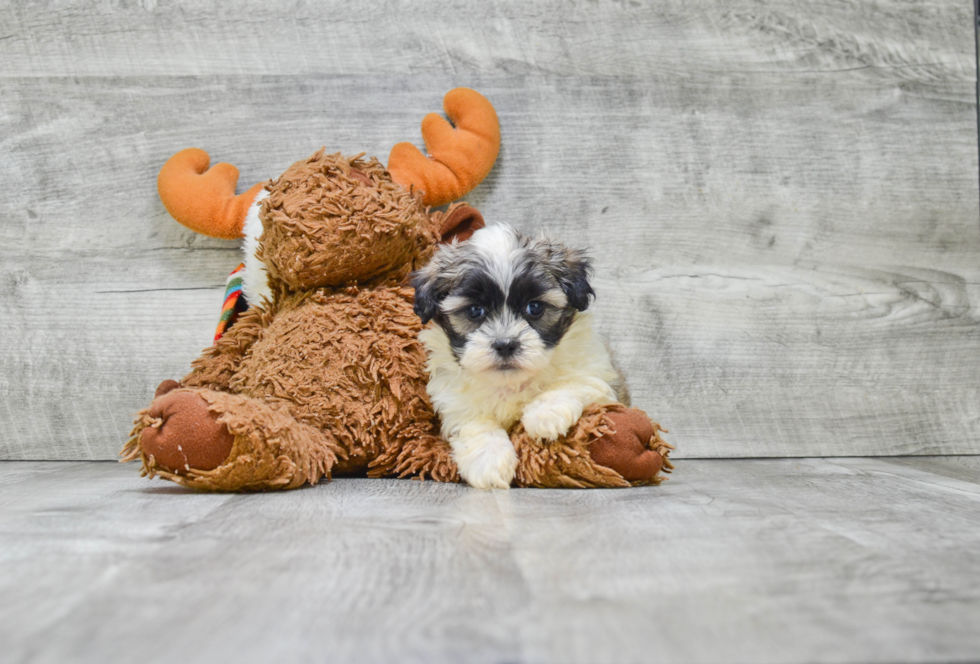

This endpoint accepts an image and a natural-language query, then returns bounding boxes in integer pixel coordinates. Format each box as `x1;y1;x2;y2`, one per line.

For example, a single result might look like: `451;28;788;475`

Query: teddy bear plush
121;88;672;490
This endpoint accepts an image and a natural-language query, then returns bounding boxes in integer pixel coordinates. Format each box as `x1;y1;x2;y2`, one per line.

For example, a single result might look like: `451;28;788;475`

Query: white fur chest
420;314;619;438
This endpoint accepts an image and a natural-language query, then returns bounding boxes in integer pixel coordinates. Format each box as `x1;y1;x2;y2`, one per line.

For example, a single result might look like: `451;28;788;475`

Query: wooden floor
2;458;979;664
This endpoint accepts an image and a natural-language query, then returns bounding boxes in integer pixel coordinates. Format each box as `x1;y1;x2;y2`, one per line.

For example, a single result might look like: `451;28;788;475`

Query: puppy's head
412;224;594;376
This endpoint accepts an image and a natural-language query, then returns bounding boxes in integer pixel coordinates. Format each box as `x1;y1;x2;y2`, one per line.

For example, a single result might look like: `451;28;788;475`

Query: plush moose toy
121;88;672;490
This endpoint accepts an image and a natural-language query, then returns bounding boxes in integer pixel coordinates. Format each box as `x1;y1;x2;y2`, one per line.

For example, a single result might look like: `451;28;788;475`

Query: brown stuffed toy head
155;88;498;292
257;151;439;290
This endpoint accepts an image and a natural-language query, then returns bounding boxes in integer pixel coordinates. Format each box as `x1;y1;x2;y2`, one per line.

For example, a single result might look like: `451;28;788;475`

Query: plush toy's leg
121;385;343;491
368;424;460;484
512;404;673;488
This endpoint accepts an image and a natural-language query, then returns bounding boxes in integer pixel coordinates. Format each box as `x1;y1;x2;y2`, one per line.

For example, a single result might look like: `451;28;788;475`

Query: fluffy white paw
521;395;582;441
451;429;518;490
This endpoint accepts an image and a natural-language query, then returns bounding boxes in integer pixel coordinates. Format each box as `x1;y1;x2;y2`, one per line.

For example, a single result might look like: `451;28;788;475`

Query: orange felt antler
157;148;264;239
388;88;500;207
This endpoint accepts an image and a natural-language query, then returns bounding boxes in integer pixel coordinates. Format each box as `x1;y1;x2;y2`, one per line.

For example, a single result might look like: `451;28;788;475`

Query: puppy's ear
411;261;448;324
553;249;595;311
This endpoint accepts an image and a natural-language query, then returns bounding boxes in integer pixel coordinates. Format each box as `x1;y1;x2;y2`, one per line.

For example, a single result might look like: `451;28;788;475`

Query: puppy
412;224;628;489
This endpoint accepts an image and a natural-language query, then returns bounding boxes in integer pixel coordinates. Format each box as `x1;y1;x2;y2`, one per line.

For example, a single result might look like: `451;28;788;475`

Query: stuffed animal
121;88;672;490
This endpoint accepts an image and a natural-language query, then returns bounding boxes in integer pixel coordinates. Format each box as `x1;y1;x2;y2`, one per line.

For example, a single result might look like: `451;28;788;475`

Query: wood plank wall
1;0;977;459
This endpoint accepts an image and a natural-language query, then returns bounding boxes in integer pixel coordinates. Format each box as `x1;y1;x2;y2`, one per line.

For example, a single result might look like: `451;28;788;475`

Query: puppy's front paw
452;429;518;490
522;395;582;442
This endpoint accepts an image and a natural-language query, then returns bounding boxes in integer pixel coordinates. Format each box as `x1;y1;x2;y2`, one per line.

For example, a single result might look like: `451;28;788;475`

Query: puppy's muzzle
491;338;520;359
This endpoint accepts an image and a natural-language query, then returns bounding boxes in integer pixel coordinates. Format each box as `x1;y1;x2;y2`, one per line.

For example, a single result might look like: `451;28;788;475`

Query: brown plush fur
260;150;440;290
513;404;673;489
122;150;671;490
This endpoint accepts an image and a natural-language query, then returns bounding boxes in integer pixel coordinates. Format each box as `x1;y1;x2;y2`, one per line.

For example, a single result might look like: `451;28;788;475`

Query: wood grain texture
0;0;973;79
1;458;979;663
0;1;977;459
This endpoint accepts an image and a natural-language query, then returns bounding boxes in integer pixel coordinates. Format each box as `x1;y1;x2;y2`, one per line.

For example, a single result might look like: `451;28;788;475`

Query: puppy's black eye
525;301;545;318
465;305;486;320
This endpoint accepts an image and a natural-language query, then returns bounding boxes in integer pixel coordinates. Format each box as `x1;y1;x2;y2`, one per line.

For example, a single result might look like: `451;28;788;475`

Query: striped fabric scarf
214;263;249;342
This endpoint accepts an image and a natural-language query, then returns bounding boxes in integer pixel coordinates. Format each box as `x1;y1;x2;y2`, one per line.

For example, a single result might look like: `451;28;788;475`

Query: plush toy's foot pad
589;408;666;482
140;391;234;473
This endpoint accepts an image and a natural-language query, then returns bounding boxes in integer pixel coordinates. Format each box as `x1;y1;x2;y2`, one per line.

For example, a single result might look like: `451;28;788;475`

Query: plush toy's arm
181;303;272;391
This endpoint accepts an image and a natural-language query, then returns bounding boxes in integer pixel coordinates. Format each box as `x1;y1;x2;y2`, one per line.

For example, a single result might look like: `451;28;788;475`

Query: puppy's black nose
491;338;520;358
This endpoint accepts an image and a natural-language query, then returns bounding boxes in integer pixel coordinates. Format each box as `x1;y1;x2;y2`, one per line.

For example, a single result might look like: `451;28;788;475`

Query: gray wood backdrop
1;0;977;460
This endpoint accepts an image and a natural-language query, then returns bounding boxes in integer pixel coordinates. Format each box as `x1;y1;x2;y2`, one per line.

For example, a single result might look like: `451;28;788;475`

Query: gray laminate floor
2;458;979;664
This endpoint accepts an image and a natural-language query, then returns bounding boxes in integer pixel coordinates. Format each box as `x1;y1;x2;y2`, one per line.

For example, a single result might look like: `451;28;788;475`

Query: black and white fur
413;224;627;489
